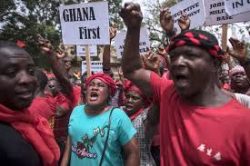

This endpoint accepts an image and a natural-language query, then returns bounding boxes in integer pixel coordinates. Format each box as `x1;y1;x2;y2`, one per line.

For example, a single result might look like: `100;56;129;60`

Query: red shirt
29;96;56;120
150;72;250;166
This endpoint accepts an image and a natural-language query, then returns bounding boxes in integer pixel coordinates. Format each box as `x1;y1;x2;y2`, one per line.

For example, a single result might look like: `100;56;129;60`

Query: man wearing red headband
61;73;139;166
0;41;60;166
120;3;250;166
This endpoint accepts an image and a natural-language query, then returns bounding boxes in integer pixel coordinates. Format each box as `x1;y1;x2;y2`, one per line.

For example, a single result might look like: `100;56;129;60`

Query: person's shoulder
111;107;126;115
71;105;85;115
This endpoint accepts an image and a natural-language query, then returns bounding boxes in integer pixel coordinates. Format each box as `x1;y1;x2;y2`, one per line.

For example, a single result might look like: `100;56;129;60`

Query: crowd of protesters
0;2;250;166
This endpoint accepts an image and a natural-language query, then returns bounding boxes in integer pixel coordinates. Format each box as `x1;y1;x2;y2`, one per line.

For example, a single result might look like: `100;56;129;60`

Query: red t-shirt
150;72;250;166
29;96;56;120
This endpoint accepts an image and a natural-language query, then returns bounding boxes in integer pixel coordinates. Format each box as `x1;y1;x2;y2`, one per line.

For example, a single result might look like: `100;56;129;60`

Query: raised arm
160;8;176;38
120;3;152;96
102;27;117;75
37;36;73;99
178;11;190;32
228;37;250;80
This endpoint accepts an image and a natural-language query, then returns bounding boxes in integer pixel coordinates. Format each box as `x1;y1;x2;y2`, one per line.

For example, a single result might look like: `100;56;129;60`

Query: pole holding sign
221;24;228;51
85;45;92;77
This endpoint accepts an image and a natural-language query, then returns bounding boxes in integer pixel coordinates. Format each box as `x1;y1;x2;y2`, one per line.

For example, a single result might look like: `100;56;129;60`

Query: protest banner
170;0;206;33
82;61;103;74
59;2;109;45
224;0;250;16
76;45;97;57
114;26;150;58
204;0;250;26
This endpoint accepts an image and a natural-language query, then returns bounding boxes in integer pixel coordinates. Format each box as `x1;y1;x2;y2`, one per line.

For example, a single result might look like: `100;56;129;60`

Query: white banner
114;26;150;58
59;2;110;45
224;0;250;16
82;61;103;74
170;0;206;33
76;45;97;57
204;0;250;26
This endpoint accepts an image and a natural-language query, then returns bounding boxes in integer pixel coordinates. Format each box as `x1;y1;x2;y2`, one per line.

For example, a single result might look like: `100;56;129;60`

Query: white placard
59;2;110;45
224;0;250;16
114;26;150;58
76;45;97;57
204;0;250;26
170;0;206;33
82;61;103;73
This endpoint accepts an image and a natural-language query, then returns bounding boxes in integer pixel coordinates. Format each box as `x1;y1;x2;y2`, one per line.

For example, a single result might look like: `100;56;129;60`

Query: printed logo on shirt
197;144;222;161
72;125;109;159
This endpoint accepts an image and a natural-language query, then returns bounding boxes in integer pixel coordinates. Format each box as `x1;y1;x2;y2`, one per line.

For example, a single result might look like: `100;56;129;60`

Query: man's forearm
122;28;142;76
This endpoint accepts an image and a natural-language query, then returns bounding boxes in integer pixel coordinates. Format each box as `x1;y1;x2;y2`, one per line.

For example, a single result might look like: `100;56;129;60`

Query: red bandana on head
85;73;116;96
124;80;151;108
168;30;225;61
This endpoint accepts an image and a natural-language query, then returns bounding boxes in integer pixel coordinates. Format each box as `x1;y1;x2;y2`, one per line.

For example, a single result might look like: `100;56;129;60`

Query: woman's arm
60;136;71;166
123;137;140;166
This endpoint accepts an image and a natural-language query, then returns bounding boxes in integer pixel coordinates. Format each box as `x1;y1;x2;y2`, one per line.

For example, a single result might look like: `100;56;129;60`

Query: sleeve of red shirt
150;72;172;104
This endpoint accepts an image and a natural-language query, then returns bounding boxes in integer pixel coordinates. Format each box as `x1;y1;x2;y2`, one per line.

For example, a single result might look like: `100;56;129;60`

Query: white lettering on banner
59;2;109;45
114;26;150;58
204;0;250;26
170;0;205;33
81;61;103;74
224;0;250;16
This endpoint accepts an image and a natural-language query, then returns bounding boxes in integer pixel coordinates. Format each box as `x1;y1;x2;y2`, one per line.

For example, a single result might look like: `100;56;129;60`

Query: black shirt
0;122;42;166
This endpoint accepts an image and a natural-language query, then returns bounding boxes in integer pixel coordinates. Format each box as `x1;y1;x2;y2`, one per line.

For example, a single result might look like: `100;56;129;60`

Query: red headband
85;73;116;96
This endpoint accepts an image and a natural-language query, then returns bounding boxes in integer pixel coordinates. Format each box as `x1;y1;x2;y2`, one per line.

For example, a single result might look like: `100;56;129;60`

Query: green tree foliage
0;0;122;68
143;0;177;46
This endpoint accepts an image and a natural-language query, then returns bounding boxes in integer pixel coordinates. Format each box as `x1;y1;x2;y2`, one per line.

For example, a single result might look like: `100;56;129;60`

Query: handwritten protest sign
114;26;150;58
204;0;250;26
170;0;206;33
59;2;109;45
82;61;103;74
224;0;250;16
76;45;97;57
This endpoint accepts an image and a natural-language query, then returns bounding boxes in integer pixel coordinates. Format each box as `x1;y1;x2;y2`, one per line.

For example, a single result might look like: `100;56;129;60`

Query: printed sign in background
82;61;103;74
59;2;109;45
224;0;250;16
204;0;250;26
114;26;150;58
170;0;206;33
76;45;97;57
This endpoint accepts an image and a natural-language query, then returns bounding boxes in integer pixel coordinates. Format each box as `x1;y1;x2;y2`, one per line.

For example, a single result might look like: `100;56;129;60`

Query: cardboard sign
224;0;250;16
59;2;109;45
204;0;250;26
170;0;206;33
82;61;103;73
114;26;150;58
76;45;97;57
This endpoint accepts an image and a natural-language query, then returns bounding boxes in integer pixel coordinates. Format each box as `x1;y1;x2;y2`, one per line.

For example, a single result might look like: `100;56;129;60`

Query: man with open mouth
120;3;250;166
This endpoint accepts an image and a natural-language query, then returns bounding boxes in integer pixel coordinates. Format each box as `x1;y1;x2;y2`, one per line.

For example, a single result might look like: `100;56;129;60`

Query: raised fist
119;3;143;29
178;11;190;31
228;37;248;62
160;8;174;34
